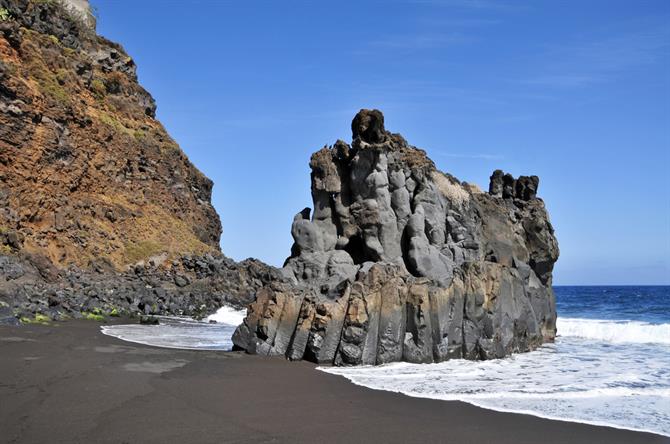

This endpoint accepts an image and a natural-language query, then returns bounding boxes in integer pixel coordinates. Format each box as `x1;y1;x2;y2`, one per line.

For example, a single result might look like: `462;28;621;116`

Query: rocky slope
0;0;220;269
233;109;559;364
0;0;271;324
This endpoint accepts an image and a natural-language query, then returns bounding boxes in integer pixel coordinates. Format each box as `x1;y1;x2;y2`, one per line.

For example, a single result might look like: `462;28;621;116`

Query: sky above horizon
94;0;670;285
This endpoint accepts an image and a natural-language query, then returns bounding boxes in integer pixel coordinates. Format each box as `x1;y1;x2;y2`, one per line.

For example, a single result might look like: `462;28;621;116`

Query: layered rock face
0;0;221;269
233;110;559;364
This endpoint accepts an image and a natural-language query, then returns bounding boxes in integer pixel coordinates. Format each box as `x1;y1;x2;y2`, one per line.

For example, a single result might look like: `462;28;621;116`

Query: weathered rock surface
233;109;559;364
0;0;220;269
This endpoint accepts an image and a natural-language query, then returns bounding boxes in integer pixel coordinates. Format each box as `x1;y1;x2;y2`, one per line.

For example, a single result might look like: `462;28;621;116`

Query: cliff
0;0;274;324
0;0;221;269
233;109;559;364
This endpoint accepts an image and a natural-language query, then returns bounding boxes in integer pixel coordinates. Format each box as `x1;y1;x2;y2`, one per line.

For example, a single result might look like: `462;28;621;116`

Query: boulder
233;110;559;365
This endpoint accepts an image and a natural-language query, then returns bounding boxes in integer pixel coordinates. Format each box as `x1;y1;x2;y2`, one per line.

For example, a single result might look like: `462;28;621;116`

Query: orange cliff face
0;0;222;269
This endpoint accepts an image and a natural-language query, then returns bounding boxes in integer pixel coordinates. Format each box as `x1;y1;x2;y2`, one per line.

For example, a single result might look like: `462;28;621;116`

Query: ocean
102;286;670;437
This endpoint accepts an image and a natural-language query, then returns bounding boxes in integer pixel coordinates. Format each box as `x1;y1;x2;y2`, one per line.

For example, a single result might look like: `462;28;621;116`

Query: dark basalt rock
233;109;560;365
351;108;386;144
0;251;282;323
490;169;540;201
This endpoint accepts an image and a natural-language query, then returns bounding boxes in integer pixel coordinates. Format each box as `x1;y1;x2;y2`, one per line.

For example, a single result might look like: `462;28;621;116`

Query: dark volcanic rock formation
0;251;280;325
233;109;559;364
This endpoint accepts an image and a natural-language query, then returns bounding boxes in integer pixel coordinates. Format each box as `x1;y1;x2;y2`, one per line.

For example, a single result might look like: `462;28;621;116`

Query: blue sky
94;0;669;285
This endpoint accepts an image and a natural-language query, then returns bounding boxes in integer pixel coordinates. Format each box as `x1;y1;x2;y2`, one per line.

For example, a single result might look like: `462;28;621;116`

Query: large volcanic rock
233;109;559;364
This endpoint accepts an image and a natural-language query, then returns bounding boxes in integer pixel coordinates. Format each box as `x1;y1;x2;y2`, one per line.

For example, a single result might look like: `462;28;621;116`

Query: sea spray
205;305;247;325
101;306;246;351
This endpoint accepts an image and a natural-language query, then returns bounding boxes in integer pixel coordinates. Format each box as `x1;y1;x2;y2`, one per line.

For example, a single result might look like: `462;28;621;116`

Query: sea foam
101;306;246;351
205;305;247;325
557;318;670;344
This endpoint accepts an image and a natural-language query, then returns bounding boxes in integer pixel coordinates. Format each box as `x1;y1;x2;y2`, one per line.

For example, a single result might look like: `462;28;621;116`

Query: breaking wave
557;318;670;345
205;305;246;325
100;306;246;351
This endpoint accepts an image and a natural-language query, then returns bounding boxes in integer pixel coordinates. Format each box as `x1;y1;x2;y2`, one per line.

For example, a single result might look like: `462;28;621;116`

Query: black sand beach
0;321;666;444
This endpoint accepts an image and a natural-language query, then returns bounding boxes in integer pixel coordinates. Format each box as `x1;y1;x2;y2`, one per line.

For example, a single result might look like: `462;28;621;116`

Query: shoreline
319;367;669;439
1;320;667;444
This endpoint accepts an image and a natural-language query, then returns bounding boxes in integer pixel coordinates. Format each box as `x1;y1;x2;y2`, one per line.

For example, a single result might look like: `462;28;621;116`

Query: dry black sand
0;320;667;444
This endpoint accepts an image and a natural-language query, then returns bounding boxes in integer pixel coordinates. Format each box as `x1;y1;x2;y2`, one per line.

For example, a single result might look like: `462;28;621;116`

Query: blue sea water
103;286;670;437
556;285;669;324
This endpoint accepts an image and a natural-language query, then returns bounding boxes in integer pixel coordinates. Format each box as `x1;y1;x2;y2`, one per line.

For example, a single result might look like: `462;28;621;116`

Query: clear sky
93;0;670;285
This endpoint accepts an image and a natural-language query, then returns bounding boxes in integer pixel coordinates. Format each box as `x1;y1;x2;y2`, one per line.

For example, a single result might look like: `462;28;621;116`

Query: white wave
101;305;246;351
557;318;670;344
205;305;246;325
430;387;670;401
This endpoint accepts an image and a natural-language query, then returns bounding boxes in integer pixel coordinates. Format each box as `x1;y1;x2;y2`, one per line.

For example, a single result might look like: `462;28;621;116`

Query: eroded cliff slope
0;0;275;324
233;110;559;364
0;0;221;269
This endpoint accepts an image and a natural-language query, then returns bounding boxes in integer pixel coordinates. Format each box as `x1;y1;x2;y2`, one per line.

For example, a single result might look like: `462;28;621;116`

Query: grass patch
124;240;163;263
22;39;71;107
35;313;50;323
40;80;69;105
98;111;135;136
55;68;69;85
82;311;105;322
20;314;51;325
0;8;11;21
90;79;106;99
